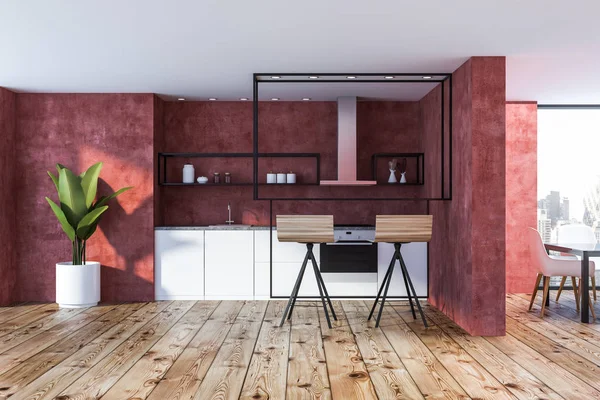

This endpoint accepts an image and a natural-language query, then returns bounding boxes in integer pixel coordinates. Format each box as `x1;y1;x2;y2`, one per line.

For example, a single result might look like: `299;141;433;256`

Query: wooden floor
1;292;600;399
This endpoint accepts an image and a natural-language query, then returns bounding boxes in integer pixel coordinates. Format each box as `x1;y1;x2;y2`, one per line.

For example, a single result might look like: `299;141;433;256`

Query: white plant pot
56;261;101;308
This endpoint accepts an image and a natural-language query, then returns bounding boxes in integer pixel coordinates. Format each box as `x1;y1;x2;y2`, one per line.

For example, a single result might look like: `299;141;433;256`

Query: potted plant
46;162;131;308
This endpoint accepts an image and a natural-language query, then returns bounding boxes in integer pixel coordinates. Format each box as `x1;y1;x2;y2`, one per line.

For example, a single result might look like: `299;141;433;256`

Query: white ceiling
1;0;599;103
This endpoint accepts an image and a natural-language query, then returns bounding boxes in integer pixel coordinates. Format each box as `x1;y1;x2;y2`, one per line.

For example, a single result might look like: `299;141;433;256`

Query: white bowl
197;176;209;184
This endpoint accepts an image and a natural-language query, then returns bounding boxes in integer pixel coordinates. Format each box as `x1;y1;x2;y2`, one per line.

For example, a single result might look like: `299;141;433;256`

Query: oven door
320;241;378;273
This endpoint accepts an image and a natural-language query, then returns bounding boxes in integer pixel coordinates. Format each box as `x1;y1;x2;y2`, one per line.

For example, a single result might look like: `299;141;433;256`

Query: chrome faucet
226;202;234;225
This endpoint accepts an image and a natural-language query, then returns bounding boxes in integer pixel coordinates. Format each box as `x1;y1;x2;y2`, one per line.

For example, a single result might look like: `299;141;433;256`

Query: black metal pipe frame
280;243;337;328
368;243;428;328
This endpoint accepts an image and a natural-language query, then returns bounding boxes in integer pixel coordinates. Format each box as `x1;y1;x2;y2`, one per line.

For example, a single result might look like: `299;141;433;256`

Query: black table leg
582;252;590;323
545;276;550;307
375;257;395;328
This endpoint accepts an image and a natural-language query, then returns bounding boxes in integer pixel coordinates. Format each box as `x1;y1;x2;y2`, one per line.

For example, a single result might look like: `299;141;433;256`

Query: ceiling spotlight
271;76;281;79
208;97;217;101
177;97;185;101
271;97;280;101
308;76;319;79
422;76;432;80
240;97;249;101
302;97;311;101
384;76;394;79
346;76;357;79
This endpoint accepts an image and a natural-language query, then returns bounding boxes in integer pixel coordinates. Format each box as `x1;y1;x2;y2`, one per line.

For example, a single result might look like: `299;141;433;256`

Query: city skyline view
538;109;600;222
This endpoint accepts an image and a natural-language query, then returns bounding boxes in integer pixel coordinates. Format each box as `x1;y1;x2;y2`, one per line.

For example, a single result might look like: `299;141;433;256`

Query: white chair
556;224;597;302
527;227;595;318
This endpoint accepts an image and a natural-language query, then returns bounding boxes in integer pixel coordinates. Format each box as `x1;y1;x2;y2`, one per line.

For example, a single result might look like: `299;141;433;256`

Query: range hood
320;97;377;186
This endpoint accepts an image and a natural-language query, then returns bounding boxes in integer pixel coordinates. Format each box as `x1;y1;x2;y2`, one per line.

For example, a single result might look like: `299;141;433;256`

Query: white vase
388;169;397;183
56;262;100;308
182;164;195;183
400;172;407;184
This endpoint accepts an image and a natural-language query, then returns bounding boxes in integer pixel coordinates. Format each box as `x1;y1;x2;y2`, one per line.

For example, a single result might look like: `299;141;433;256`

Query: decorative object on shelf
197;176;208;184
399;158;407;184
213;172;220;184
277;172;287;184
388;159;397;183
182;164;195;183
224;172;231;184
46;162;132;308
287;171;296;184
267;172;276;184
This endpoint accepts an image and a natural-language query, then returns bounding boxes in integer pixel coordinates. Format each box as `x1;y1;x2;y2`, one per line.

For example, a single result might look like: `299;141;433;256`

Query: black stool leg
375;256;395;328
397;244;417;319
310;251;333;328
310;250;337;321
398;252;428;327
280;250;310;327
368;250;396;321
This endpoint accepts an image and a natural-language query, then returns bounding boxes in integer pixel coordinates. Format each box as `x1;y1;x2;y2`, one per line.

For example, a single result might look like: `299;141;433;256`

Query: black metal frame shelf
253;72;452;201
371;153;424;185
157;152;320;186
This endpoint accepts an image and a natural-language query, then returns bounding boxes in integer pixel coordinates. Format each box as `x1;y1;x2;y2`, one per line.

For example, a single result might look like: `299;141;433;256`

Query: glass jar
213;172;220;184
224;172;231;184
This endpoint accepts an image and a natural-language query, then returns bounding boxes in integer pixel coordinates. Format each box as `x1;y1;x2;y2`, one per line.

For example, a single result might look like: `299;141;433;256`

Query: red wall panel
15;94;156;302
158;101;428;227
506;102;537;293
0;88;17;305
427;57;507;336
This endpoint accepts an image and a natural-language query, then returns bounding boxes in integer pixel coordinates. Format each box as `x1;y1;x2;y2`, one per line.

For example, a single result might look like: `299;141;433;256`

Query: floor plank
239;301;290;400
0;304;60;338
0;304;47;325
424;306;563;400
318;300;378;400
0;306;87;354
7;301;171;400
391;304;516;400
486;321;600;399
101;301;219;400
1;298;600;399
376;303;469;400
193;301;269;400
286;302;331;400
55;301;196;400
146;301;244;400
342;300;425;399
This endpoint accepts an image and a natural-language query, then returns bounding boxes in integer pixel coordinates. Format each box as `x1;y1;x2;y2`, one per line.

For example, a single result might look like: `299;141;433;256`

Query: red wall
0;88;17;306
158;101;429;227
15;94;157;302
428;57;507;336
506;102;537;293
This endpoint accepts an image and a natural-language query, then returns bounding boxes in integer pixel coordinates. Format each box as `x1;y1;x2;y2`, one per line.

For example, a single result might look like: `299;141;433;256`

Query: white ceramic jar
267;172;276;184
183;164;195;183
286;172;296;184
276;173;286;184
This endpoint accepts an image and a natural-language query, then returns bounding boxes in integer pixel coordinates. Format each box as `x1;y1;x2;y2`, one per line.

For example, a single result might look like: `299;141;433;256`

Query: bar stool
277;215;337;328
369;215;433;328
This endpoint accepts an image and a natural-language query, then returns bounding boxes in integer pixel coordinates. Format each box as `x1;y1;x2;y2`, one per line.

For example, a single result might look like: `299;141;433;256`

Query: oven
320;227;377;273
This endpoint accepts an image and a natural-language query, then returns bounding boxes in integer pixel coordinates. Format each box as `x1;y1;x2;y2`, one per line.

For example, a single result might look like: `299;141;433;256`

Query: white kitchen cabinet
377;242;428;297
205;230;254;299
155;230;204;300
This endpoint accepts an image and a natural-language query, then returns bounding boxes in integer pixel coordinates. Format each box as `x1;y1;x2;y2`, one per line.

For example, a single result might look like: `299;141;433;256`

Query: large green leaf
76;205;108;240
80;162;103;208
93;186;133;209
58;168;88;228
47;171;59;192
46;197;75;242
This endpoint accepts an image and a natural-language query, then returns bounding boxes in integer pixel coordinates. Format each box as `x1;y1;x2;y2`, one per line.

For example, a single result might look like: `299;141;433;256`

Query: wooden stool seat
276;215;336;328
369;215;433;328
